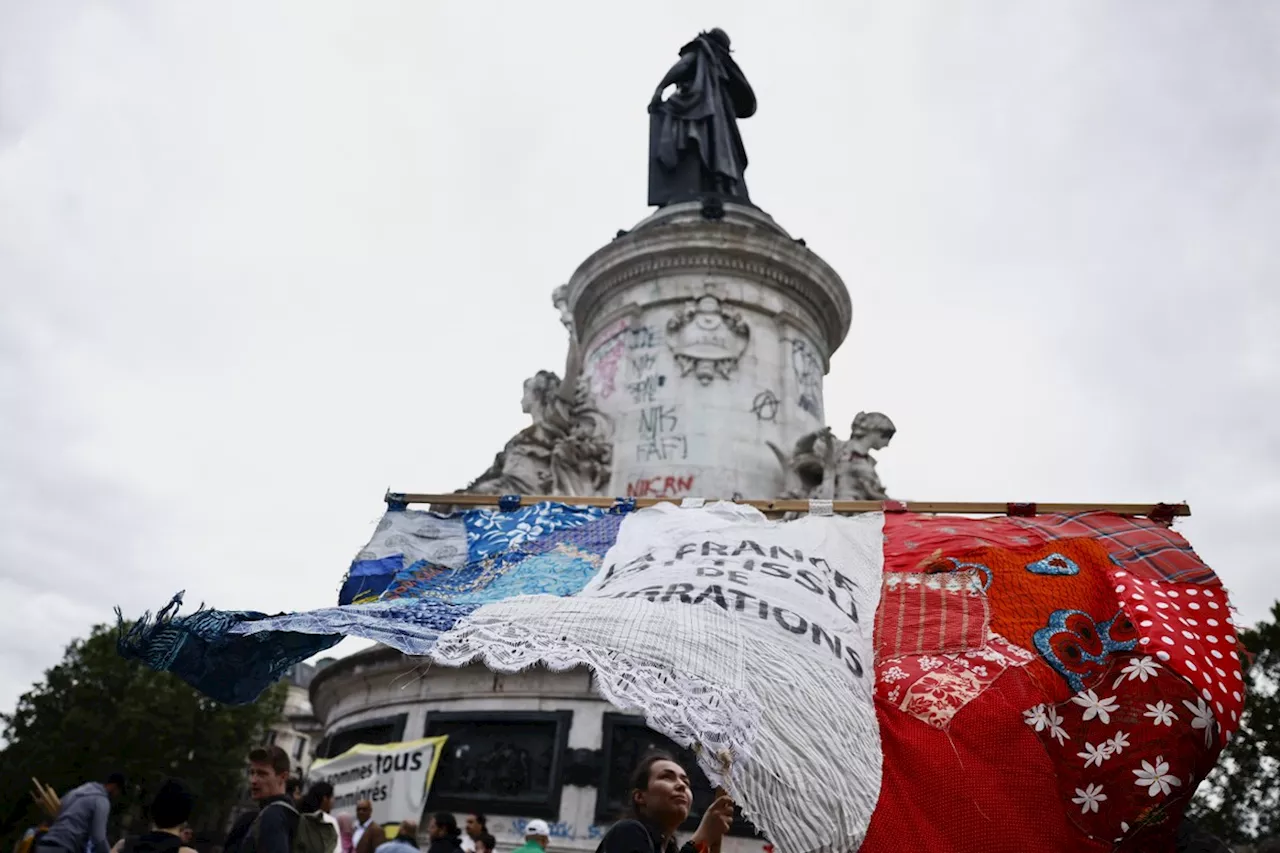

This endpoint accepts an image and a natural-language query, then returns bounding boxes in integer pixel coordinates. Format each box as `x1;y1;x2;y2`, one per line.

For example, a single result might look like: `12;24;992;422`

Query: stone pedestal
564;202;852;499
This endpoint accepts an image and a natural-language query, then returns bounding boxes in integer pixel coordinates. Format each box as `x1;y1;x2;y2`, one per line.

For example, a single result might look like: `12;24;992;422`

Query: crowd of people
21;746;733;853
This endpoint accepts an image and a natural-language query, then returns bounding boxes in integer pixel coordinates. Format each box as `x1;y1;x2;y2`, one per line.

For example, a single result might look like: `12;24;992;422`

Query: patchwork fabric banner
121;502;885;853
118;502;1244;853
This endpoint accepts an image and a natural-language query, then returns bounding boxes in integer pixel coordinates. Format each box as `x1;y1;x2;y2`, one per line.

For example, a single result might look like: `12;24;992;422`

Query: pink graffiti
588;340;624;399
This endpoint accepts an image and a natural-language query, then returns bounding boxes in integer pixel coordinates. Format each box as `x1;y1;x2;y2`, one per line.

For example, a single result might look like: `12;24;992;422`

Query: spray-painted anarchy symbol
751;389;779;422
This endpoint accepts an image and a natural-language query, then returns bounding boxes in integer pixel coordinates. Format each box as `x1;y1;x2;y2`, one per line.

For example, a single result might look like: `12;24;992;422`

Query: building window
318;714;408;759
424;711;571;819
264;730;278;746
293;735;309;762
596;715;760;838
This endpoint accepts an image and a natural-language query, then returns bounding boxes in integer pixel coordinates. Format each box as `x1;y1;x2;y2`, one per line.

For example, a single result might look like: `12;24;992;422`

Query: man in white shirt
352;801;384;853
460;815;487;853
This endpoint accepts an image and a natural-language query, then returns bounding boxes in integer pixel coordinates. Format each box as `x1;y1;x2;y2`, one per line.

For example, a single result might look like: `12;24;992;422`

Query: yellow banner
310;736;448;825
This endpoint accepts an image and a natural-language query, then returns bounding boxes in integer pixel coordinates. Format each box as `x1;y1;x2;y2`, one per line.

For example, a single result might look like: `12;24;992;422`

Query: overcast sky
1;1;1278;715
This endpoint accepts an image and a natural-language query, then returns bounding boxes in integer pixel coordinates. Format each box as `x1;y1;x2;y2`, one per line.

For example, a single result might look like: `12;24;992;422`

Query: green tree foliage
0;623;285;850
1189;600;1280;845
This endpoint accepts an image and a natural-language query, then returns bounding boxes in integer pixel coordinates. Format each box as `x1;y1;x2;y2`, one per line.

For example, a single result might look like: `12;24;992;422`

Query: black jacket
118;832;185;853
595;821;696;853
425;837;458;853
229;797;298;853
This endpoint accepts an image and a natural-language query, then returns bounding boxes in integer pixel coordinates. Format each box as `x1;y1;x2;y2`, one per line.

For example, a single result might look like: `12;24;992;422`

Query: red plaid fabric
1010;511;1214;584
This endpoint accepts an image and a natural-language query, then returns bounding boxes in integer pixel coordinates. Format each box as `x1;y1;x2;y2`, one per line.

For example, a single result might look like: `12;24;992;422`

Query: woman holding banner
596;753;734;853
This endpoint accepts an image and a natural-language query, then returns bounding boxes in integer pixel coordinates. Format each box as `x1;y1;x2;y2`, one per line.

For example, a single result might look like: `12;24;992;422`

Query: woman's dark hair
149;779;194;830
431;812;460;838
476;834;496;853
300;781;334;813
625;751;681;819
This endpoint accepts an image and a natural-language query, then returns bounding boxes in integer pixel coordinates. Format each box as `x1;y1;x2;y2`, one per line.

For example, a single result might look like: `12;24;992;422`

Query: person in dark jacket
595;752;732;853
423;814;461;853
37;773;126;853
227;746;297;853
113;779;197;853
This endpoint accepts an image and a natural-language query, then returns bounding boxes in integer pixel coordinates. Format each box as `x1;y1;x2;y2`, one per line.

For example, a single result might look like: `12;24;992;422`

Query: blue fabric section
339;555;405;605
465;502;607;562
117;503;622;705
231;599;480;649
116;594;341;705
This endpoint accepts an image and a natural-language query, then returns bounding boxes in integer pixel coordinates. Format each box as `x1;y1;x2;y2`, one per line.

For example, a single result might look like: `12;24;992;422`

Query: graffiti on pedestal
625;323;664;403
635;404;688;462
586;317;668;405
751;389;779;421
626;473;697;498
583;318;630;401
786;338;824;420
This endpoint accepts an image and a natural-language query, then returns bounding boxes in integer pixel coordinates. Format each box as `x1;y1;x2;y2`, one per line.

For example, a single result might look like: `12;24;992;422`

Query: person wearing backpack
114;779;198;853
235;746;334;853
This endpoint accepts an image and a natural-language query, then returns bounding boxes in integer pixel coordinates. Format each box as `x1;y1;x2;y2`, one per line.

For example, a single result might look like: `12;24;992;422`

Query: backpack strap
252;802;301;847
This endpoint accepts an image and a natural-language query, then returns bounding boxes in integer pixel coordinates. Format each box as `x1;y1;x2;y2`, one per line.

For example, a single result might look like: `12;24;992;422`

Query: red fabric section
875;570;989;659
876;635;1034;728
863;667;1110;853
868;513;1238;849
882;514;1049;573
1011;511;1214;584
1110;573;1245;741
1027;658;1215;847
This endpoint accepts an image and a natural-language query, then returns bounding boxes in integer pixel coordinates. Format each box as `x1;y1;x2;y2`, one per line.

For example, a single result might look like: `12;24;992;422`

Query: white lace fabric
432;503;886;853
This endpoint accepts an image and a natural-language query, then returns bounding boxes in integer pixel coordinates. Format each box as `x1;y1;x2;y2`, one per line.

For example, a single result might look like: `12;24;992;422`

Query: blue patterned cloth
117;502;624;704
465;502;606;561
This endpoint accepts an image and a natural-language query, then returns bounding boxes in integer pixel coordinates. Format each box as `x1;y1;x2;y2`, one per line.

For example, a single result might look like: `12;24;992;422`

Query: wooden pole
386;493;1190;518
30;777;60;817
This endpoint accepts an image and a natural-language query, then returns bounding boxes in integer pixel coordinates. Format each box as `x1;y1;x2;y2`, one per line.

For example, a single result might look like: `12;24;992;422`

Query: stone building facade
264;662;324;779
306;197;893;853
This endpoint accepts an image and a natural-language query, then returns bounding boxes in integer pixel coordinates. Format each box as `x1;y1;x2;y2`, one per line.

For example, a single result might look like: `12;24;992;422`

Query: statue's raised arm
648;29;757;208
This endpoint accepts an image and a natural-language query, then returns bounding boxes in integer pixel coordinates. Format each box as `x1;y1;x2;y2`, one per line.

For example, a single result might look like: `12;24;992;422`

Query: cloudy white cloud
2;1;1278;713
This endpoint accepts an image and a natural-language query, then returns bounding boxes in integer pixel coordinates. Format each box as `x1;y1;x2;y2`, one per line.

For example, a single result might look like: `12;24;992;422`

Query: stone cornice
310;646;596;725
567;220;852;356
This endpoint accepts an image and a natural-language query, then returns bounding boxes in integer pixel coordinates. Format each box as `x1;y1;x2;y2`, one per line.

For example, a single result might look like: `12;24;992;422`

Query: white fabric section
353;510;467;568
430;502;884;853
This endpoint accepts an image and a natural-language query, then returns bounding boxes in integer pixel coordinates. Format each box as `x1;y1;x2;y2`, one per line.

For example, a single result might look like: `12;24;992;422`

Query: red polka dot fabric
1109;571;1244;741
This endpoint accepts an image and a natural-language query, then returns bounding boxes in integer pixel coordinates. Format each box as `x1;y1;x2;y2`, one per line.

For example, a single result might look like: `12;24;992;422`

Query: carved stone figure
648;29;757;207
665;294;750;384
552;284;575;336
552;284;583;390
768;411;896;500
465;371;613;497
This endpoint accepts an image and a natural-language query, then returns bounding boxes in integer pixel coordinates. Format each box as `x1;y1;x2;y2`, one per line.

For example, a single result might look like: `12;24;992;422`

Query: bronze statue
648;29;757;208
